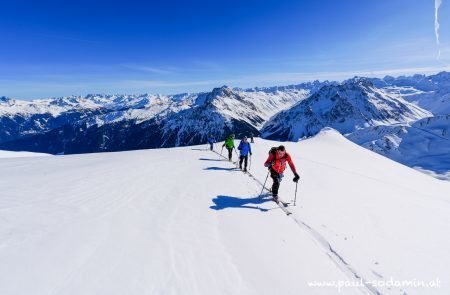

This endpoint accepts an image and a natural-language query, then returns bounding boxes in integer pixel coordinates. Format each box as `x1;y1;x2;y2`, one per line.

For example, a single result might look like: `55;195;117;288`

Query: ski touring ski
234;169;249;175
272;197;292;215
273;197;290;207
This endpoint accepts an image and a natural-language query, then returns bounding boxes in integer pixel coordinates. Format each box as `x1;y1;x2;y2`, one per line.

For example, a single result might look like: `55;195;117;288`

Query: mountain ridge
1;72;449;178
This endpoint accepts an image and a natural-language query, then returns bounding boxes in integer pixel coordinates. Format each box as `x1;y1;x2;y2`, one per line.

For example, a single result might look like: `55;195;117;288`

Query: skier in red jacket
264;145;300;200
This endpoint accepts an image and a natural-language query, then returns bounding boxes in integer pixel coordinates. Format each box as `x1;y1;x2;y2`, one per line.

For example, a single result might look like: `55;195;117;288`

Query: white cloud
121;65;175;75
435;0;443;59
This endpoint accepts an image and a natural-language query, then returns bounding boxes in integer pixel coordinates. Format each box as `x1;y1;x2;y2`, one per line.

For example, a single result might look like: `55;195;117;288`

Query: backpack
269;147;278;157
269;146;287;160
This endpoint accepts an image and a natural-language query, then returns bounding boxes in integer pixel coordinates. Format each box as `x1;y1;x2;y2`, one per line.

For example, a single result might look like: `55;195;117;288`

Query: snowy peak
211;85;233;97
190;84;312;128
372;71;450;115
243;80;336;94
0;93;178;117
201;86;242;106
158;86;270;147
376;71;450;91
343;76;376;86
261;80;431;140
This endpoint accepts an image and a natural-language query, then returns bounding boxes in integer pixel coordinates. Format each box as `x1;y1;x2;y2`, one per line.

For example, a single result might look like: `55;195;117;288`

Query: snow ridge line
209;148;380;295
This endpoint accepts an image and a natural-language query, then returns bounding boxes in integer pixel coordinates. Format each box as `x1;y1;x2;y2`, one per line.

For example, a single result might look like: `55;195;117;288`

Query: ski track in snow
211;149;380;295
290;220;380;295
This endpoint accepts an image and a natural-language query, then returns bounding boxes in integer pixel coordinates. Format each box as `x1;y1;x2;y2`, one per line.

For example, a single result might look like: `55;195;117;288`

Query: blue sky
1;0;449;99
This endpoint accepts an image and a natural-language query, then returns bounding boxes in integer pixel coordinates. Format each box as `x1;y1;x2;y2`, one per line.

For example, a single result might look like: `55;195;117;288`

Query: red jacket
264;151;297;174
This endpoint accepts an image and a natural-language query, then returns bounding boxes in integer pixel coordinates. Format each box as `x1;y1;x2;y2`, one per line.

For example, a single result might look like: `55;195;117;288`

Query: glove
293;173;300;183
250;152;252;156
264;163;271;168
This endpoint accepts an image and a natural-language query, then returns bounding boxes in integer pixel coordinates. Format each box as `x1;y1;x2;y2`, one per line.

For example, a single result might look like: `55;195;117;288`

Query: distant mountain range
1;72;449;178
0;81;326;153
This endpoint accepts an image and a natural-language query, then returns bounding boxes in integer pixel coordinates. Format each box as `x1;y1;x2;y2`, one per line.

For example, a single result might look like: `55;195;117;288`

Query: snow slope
0;150;50;158
0;130;449;294
347;115;450;179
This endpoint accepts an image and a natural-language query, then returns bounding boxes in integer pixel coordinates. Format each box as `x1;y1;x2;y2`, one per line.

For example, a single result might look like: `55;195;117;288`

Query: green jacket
223;137;235;148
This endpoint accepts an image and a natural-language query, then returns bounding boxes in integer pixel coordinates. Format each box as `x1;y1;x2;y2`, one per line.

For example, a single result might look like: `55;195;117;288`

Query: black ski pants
227;147;233;160
270;168;281;196
239;155;248;169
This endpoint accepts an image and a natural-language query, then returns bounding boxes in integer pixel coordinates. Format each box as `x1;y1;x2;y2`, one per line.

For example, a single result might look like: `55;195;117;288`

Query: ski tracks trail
209;149;380;295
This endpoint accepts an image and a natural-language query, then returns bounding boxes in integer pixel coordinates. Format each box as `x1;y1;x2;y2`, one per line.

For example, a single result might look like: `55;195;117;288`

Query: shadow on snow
204;166;239;171
210;195;271;211
198;158;224;162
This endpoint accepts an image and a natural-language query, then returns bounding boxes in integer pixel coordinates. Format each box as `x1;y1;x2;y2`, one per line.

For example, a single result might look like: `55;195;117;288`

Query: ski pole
234;147;239;163
294;181;298;206
259;171;270;200
234;148;240;168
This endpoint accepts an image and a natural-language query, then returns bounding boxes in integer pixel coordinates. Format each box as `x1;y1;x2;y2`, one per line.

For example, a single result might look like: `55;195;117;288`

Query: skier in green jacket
222;134;235;161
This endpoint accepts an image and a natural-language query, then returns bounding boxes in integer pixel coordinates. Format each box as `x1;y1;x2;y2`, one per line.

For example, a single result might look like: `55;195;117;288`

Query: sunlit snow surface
0;150;50;158
0;130;449;294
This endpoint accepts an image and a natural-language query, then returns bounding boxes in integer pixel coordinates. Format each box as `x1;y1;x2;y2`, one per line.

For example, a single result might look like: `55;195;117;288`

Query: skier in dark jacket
264;145;299;200
237;136;252;172
249;133;254;143
207;134;215;151
222;134;235;161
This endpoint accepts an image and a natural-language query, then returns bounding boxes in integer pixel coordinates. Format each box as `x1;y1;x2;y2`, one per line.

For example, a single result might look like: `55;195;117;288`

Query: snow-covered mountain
1;72;449;178
1;131;449;294
0;84;316;153
0;93;196;144
157;85;315;146
368;71;450;114
261;78;431;140
260;77;450;178
347;115;450;179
